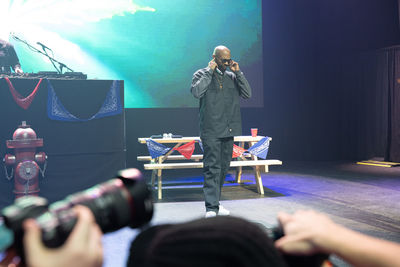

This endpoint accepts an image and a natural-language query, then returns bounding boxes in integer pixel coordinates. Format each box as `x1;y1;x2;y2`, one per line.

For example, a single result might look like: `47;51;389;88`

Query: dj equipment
0;71;87;80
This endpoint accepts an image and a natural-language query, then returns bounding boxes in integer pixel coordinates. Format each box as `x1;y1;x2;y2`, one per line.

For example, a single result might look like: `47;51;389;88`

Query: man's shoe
205;211;217;218
218;205;230;216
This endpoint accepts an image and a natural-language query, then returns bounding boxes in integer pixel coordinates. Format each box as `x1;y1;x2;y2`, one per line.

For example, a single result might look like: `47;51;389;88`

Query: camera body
0;168;153;260
267;225;330;267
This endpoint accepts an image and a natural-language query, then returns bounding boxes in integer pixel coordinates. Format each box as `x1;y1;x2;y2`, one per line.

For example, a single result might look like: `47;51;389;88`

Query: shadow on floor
153;178;285;203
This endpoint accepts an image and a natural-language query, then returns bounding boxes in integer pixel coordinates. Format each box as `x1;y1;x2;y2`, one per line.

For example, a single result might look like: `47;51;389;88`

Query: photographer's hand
275;210;337;255
22;205;103;267
275;210;400;267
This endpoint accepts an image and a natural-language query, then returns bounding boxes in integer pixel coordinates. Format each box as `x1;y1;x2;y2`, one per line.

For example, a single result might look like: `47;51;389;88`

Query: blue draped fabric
47;80;122;121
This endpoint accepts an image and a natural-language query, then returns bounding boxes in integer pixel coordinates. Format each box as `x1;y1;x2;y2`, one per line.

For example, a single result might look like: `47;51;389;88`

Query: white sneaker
205;211;217;218
218;205;230;216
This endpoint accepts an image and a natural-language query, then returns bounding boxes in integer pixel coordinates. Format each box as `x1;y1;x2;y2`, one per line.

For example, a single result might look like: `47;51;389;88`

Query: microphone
37;42;52;51
10;33;22;41
215;67;223;76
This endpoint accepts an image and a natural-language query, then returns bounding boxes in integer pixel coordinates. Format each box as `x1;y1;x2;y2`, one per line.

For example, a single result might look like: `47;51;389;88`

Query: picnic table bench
138;136;282;199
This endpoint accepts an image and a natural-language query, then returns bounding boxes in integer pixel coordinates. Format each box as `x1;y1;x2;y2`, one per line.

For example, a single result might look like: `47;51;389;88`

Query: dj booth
0;74;125;209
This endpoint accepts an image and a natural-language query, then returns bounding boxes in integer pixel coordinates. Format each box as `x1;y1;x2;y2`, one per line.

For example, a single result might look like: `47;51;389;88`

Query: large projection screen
2;0;262;108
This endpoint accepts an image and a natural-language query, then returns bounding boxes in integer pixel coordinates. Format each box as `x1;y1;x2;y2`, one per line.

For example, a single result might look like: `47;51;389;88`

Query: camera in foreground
266;225;330;267
0;168;153;259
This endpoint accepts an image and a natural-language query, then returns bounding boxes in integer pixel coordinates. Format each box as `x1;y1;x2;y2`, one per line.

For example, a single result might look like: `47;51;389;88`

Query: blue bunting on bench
146;139;171;159
145;137;271;160
247;137;270;159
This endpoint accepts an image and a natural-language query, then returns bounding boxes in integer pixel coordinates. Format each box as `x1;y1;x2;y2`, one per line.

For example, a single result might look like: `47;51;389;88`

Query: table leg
156;157;163;199
254;166;264;195
236;166;243;183
235;141;245;183
263;165;269;173
151;170;156;188
157;169;162;199
248;141;262;191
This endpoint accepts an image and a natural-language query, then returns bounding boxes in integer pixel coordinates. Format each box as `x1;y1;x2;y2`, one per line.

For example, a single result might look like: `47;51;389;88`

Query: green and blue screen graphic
2;0;262;108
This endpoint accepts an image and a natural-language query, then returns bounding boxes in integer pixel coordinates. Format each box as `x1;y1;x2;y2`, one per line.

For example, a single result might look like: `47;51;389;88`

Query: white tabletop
138;136;270;144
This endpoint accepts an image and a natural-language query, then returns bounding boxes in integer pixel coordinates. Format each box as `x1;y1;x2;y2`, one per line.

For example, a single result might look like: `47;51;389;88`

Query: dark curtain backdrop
340;51;387;160
340;46;400;162
385;47;400;161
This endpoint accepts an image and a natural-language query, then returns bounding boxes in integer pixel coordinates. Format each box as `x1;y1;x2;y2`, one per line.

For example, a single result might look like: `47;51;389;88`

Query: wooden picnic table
138;136;282;199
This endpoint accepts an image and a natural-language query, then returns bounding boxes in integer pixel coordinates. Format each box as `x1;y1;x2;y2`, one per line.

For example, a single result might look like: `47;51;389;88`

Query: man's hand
208;59;217;70
229;60;240;72
14;66;23;74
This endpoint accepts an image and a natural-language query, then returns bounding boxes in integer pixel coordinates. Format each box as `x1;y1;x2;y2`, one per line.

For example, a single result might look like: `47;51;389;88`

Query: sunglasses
217;57;232;64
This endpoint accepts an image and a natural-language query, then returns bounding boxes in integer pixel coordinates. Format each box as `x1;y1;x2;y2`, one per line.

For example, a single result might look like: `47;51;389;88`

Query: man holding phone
191;45;252;217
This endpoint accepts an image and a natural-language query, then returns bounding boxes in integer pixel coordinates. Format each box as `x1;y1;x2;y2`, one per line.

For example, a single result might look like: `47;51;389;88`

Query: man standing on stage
0;38;23;73
191;45;252;217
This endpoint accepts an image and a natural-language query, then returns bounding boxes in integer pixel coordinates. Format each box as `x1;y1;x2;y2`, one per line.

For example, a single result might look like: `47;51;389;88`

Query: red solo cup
251;128;258;137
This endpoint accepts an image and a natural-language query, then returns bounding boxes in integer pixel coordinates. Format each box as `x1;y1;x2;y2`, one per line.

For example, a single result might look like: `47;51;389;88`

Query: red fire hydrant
3;121;47;198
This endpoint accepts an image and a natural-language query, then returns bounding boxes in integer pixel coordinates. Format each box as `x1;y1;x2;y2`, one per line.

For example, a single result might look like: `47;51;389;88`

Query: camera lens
39;169;153;247
1;168;153;254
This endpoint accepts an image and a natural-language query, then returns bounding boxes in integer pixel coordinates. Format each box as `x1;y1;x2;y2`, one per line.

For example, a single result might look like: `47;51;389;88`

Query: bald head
212;45;231;71
213;45;230;57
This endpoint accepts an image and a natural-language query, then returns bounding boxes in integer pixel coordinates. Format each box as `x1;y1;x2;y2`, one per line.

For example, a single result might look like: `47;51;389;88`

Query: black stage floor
102;160;400;267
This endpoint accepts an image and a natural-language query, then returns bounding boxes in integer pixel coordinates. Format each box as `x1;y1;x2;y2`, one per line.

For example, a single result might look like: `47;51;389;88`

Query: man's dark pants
201;136;234;212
